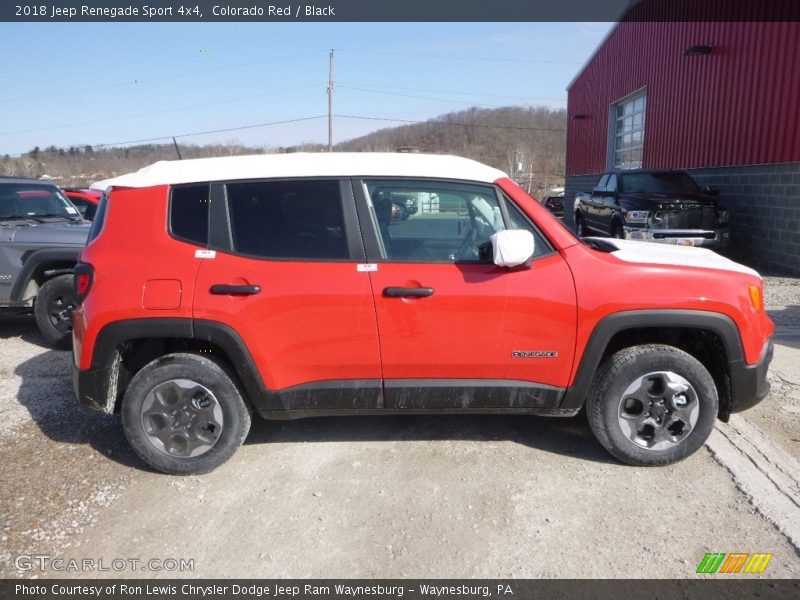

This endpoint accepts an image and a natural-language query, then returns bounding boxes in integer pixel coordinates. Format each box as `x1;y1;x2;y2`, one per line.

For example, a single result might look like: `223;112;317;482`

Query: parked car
62;187;103;221
73;154;772;474
573;169;730;248
0;177;90;346
541;194;564;219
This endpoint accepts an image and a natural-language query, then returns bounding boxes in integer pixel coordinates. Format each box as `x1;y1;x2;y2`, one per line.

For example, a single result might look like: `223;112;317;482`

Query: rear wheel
586;345;718;466
34;274;76;349
121;353;251;475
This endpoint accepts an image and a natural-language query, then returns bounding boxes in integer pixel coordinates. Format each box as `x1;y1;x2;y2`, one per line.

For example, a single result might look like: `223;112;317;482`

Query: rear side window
226;179;348;260
170;184;210;246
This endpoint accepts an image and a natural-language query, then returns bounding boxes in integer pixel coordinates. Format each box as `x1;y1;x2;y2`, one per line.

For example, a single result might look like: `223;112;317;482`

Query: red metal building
565;0;800;274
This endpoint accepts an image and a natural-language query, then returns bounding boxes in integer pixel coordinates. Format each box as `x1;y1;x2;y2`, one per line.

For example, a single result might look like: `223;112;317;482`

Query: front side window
226;179;348;260
612;91;646;169
364;180;549;263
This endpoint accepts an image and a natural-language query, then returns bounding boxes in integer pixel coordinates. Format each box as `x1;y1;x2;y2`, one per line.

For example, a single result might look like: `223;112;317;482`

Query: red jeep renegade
72;153;774;474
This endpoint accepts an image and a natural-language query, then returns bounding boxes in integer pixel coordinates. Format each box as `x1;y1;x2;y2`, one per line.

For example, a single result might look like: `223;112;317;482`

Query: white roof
90;152;508;190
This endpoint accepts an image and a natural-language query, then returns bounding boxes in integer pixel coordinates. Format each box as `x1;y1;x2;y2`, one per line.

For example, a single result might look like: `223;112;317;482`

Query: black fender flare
83;318;265;414
559;309;744;410
10;248;82;301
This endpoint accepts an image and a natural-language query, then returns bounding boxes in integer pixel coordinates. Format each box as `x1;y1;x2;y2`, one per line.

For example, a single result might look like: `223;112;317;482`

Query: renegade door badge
512;351;558;358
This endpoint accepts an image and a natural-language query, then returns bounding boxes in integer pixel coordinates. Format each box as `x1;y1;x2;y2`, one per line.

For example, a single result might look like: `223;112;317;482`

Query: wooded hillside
1;105;566;193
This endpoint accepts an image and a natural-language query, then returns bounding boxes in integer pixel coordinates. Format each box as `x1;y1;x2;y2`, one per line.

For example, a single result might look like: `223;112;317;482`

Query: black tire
121;353;251;475
586;345;718;466
611;220;625;239
575;212;585;237
33;274;76;349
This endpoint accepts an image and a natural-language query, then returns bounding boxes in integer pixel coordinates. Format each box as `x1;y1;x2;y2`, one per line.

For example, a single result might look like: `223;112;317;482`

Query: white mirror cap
491;229;535;267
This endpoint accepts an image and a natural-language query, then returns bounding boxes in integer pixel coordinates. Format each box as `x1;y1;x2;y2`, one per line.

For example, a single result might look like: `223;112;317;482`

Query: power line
5;112;565;158
339;81;566;103
6;116;328;156
338;85;507;109
0;50;327;106
1;85;323;137
335;114;565;133
335;48;583;65
91;115;328;149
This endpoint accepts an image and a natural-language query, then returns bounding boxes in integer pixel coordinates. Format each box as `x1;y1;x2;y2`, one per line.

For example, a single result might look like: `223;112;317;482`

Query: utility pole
327;49;334;152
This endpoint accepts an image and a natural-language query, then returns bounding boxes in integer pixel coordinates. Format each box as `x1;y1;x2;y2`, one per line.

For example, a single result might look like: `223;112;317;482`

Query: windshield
620;172;701;194
0;184;81;220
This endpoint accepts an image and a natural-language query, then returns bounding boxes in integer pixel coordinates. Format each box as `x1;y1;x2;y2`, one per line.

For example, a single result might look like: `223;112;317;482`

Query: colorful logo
696;552;773;574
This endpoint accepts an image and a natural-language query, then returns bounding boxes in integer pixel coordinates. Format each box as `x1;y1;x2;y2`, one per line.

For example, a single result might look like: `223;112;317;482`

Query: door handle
383;287;434;298
210;284;261;296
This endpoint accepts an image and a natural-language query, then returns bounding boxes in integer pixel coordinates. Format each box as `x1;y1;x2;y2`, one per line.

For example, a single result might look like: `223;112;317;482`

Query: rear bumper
728;338;773;415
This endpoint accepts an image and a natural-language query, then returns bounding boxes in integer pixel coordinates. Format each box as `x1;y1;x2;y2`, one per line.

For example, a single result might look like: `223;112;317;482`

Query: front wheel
586;345;718;466
121;353;251;475
34;274;76;349
575;212;586;237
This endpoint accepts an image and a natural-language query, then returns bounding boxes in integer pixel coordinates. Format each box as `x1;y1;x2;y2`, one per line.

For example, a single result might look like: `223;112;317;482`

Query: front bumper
624;225;730;249
726;338;773;417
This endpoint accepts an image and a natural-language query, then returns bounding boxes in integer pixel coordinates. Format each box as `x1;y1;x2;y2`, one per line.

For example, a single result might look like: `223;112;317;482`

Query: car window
226;179;348;260
606;174;618;193
595;174;610;192
83;202;97;220
170;184;210;246
502;195;553;259
364;180;550;263
620;172;701;194
0;184;78;219
69;197;88;212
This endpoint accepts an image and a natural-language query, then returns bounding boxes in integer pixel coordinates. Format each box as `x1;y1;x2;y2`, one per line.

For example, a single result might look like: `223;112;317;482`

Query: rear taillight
74;263;93;303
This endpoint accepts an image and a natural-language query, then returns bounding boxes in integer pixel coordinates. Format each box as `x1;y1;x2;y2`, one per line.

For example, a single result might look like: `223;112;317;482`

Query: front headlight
625;210;651;224
718;210;730;224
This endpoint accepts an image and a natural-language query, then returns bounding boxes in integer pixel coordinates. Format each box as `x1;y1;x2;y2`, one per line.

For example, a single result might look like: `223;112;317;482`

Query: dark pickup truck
573;170;730;249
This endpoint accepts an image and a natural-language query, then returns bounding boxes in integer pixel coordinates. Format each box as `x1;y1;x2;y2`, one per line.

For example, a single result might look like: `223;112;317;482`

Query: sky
0;21;614;156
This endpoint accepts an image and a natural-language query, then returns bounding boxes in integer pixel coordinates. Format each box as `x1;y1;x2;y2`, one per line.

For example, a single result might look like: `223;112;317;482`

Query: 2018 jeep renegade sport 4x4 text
72;154;774;475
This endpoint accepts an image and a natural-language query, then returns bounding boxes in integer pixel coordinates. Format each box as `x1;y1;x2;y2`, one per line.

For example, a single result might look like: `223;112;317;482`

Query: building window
612;92;646;169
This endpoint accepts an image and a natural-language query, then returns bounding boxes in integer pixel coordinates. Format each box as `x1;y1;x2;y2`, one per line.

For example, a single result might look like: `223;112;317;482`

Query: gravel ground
0;276;798;579
749;276;800;463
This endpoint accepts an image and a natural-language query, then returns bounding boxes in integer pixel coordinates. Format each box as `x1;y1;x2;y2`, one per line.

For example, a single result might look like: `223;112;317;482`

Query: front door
354;178;577;411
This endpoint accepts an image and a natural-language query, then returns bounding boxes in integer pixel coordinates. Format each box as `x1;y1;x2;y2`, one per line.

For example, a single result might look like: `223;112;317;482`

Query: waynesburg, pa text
14;583;515;598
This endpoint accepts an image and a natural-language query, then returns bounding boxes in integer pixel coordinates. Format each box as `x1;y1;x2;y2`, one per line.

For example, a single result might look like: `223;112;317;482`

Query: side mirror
490;229;535;268
703;186;720;196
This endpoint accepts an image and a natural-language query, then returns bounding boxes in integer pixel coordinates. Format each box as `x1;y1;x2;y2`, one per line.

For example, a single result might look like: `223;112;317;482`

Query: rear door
193;178;382;411
354;178;577;411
